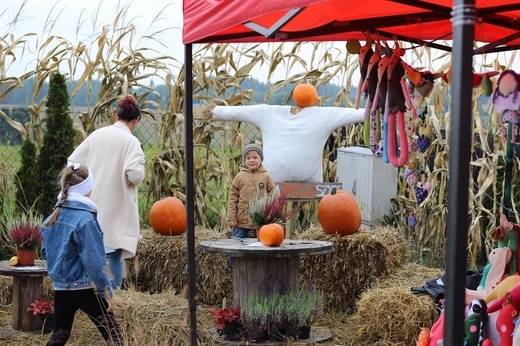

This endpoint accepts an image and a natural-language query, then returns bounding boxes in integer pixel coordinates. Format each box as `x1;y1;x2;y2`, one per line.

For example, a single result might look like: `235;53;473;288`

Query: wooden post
277;182;342;238
285;199;297;238
12;276;43;331
0;260;48;332
233;256;299;308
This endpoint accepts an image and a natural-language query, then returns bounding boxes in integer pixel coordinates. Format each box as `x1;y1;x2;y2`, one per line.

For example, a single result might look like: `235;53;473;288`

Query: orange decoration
293;83;318;107
258;223;284;246
317;189;361;235
416;328;430;346
149;197;187;236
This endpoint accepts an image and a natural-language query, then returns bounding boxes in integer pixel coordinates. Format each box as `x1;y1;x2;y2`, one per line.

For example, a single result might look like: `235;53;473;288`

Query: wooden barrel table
0;260;48;332
199;238;333;307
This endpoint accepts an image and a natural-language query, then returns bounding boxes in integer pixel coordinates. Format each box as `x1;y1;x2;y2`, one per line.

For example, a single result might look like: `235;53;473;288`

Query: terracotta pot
17;249;36;266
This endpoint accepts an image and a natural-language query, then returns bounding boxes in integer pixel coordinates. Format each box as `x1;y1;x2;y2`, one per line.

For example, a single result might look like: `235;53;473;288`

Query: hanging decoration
492;70;520;143
383;44;416;167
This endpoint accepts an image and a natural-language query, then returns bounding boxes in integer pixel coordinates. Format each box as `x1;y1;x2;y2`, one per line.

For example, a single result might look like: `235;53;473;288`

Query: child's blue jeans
229;227;255;267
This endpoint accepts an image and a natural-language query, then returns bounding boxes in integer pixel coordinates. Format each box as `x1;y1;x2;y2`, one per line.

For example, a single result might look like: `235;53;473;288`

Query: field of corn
2;2;520;270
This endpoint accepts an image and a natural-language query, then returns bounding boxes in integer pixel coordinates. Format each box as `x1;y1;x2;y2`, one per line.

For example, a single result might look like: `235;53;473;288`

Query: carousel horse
489;213;519;275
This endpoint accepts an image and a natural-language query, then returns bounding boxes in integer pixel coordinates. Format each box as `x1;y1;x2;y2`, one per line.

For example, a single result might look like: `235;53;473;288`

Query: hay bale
0;277;12;307
0;289;218;346
296;225;390;313
125;228;232;306
374;263;443;289
0;275;54;309
370;225;409;272
116;289;215;345
352;286;439;345
344;263;443;345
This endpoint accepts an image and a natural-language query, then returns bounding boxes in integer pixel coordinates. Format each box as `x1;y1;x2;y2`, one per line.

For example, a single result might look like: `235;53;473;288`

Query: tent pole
444;1;476;345
184;43;198;346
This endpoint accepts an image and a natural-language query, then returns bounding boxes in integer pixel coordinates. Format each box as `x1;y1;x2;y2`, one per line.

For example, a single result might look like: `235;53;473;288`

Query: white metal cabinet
336;146;398;227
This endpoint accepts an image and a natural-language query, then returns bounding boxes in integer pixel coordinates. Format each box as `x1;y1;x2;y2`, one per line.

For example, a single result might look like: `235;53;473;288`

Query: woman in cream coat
69;95;145;288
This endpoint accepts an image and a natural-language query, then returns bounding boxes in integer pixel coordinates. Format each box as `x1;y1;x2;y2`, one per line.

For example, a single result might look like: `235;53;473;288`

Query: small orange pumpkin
317;189;361;235
149;197;187;236
293;83;318;107
258;223;284;246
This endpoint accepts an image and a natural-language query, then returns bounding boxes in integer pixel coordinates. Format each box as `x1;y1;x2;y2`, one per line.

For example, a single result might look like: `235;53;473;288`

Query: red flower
209;306;242;330
27;299;54;316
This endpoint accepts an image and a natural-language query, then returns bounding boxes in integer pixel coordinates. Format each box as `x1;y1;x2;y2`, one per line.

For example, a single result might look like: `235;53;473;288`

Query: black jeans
46;289;123;346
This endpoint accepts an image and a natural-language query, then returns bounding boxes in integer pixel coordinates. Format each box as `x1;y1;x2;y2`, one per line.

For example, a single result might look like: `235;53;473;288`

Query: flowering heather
7;219;42;250
248;191;299;228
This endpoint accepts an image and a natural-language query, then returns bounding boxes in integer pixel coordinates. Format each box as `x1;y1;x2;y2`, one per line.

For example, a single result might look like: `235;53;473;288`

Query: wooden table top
0;260;48;277
199;238;334;258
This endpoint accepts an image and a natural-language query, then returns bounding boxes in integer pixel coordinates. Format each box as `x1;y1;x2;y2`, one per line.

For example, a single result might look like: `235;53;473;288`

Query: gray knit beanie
243;143;263;161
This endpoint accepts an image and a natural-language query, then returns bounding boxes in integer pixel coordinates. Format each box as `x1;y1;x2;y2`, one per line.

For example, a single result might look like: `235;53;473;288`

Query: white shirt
213;105;365;182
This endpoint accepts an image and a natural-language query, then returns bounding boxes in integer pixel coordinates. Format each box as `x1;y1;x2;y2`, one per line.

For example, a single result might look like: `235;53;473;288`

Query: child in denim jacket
41;163;122;345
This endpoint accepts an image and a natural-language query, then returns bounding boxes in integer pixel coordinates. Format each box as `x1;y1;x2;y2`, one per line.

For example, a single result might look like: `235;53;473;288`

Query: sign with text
277;182;343;200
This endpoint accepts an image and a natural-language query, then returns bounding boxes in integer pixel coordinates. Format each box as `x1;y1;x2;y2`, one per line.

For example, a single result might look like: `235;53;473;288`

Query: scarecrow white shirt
213;105;365;182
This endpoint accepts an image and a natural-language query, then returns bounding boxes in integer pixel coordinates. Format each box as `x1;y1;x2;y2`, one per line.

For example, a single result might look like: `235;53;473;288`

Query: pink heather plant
7;219;42;250
248;191;300;228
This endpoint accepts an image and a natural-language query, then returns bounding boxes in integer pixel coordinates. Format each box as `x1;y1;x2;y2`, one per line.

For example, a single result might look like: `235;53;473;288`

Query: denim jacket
41;200;114;299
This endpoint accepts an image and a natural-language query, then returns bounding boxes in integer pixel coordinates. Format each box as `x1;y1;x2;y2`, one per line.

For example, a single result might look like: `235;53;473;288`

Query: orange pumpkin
293;83;318;107
317;189;361;235
149;197;187;236
258;223;284;246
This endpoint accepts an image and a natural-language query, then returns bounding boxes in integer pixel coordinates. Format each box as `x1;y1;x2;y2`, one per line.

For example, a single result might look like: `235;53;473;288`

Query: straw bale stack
346;263;443;345
369;225;409;272
296;225;408;312
0;277;11;307
0;288;216;346
125;227;233;305
116;289;215;345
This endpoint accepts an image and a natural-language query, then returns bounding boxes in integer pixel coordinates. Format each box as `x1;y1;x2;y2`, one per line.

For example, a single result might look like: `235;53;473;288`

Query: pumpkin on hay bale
317;189;362;235
125;228;233;306
149;197;187;236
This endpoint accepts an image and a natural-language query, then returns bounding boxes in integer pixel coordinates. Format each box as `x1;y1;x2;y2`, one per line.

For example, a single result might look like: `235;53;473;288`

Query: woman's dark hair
117;95;141;121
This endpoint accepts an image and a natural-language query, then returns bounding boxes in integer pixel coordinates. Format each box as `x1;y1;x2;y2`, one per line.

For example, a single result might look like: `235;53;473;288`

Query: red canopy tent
182;1;520;345
184;0;520;51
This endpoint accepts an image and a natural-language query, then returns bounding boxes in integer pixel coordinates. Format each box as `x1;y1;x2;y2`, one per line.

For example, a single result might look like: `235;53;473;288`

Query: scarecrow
212;84;365;183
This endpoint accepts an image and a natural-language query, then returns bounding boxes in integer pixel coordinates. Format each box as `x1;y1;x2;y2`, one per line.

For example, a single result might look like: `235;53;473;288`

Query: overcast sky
4;0;185;78
4;0;517;88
